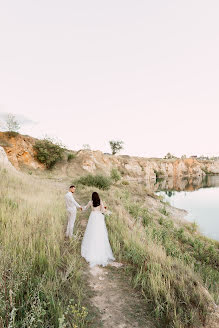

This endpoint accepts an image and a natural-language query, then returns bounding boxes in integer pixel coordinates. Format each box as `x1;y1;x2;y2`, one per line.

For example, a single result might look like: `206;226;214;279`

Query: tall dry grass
0;166;88;328
111;187;219;328
1;164;218;328
77;183;218;328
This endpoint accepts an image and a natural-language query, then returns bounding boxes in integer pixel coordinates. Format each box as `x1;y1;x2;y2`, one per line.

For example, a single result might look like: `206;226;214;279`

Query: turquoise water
155;176;219;242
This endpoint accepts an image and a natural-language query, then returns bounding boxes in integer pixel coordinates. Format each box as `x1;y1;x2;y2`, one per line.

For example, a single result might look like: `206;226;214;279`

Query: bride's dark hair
92;192;100;207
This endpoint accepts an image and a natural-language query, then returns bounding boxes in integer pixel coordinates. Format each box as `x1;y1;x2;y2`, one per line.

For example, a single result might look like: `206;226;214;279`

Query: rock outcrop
0;132;219;180
0;146;15;169
0;132;44;170
76;150;208;181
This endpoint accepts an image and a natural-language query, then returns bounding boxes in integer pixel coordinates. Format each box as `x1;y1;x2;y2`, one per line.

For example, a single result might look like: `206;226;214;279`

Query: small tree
82;144;91;150
109;140;124;155
6;114;20;132
164;152;176;159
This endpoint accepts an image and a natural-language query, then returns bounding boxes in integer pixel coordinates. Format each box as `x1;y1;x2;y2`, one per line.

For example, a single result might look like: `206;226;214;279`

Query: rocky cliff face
0;132;219;180
76;150;208;180
0;146;15;169
0;132;44;170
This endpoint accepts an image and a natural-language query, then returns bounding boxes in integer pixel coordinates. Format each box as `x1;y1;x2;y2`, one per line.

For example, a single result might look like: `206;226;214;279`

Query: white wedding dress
81;200;115;267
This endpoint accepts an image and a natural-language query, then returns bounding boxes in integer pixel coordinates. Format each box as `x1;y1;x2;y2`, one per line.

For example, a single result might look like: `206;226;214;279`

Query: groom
65;185;82;238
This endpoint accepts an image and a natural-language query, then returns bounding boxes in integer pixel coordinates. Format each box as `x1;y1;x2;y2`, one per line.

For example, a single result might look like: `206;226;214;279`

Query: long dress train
81;200;115;267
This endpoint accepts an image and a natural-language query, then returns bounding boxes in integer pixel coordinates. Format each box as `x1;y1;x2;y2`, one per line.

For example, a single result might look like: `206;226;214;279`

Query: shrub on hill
4;131;19;138
110;168;121;182
34;138;65;169
76;174;112;190
67;152;76;161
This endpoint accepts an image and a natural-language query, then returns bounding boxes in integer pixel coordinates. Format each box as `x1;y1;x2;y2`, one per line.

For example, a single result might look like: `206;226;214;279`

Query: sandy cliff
0;132;44;170
0;146;15;169
0;132;219;180
75;150;219;181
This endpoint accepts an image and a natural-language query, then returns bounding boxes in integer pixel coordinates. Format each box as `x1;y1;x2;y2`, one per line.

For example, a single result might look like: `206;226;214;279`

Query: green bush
76;174;112;190
159;206;169;216
110;168;121;182
5;131;19;138
154;169;164;179
34;138;65;169
121;180;129;185
67;153;76;161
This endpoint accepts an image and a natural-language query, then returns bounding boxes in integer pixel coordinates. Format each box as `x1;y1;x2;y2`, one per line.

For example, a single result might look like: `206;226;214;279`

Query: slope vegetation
1;145;219;328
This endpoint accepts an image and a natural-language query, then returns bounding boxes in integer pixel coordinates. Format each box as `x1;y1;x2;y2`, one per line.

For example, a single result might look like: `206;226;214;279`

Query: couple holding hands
65;185;115;268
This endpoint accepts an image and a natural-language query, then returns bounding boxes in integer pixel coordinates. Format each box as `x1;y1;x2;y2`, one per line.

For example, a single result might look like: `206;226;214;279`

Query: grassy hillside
0;165;89;328
77;181;219;328
1;164;219;328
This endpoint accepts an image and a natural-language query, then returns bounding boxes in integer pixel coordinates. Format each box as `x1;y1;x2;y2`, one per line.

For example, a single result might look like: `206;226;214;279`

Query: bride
81;192;115;267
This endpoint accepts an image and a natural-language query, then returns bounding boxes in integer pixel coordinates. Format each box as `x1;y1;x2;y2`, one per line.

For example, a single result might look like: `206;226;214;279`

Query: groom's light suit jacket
65;191;80;215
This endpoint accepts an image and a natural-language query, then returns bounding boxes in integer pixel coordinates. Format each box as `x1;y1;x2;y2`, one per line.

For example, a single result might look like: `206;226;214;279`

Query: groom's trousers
66;208;77;237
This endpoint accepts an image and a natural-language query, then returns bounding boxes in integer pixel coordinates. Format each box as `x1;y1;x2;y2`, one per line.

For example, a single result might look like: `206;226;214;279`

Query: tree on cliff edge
6;114;20;133
0;113;21;136
164;152;177;159
109;140;124;155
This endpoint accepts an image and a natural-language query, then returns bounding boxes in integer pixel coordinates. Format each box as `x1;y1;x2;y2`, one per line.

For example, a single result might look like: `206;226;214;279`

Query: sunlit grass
1;166;218;328
78;183;218;328
0;166;89;328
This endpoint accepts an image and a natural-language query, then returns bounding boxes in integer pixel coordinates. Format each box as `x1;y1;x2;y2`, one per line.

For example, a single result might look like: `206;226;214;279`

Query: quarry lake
155;175;219;242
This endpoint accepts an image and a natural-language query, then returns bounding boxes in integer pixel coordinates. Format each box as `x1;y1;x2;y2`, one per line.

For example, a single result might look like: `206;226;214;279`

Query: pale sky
0;0;219;157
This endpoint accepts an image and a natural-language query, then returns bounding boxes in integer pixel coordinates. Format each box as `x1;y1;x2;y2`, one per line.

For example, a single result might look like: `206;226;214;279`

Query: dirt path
84;261;155;328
